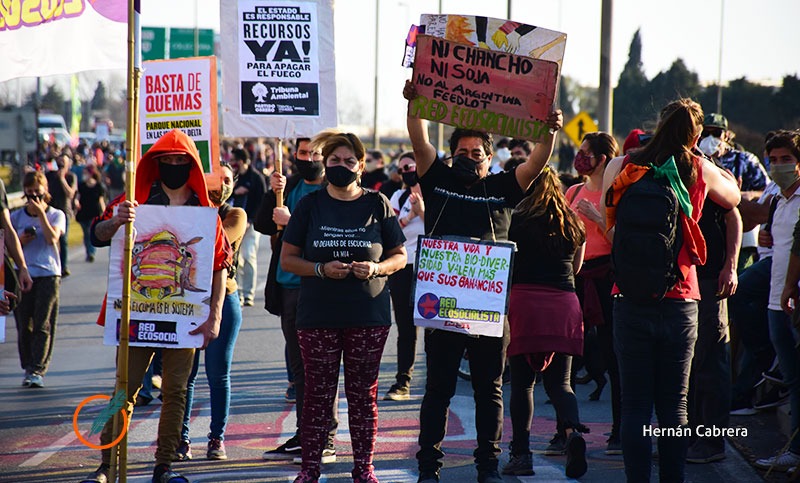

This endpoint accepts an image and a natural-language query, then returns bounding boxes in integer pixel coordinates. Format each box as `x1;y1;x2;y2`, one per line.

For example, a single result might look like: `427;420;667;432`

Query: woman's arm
280;241;352;279
572;242;586;276
703;159;741;210
351;245;408;280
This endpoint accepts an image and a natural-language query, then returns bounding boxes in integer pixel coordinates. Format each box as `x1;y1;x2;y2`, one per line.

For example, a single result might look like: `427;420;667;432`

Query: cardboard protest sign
410;35;559;143
104;206;218;349
221;0;337;138
141;57;220;189
413;236;515;338
417;14;566;70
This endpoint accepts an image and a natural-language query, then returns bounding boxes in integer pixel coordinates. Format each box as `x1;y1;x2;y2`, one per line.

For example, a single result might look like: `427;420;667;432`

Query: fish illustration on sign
131;230;206;299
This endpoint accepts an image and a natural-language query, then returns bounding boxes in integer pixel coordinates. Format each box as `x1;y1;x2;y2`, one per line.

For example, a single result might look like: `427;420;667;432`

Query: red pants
297;326;390;474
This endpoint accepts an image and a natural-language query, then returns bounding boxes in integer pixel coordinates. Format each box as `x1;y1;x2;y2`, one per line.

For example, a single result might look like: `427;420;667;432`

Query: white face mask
699;136;727;157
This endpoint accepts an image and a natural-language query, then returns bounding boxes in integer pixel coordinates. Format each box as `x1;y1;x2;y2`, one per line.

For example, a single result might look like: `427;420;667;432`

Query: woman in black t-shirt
503;168;588;479
281;131;407;483
74;164;106;262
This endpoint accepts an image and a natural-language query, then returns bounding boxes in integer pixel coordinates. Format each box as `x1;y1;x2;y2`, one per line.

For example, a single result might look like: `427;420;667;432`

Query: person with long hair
280;131;407;482
12;170;66;388
601;99;740;482
564;132;623;455
502;167;588;479
74;164;106;262
176;162;246;461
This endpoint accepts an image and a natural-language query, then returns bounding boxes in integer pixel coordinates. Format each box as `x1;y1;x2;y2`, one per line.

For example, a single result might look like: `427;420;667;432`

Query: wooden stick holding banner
275;138;284;229
110;1;140;481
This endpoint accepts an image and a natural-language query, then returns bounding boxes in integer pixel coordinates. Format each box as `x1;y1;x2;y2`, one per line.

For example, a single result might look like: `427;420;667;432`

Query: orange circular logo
72;394;129;450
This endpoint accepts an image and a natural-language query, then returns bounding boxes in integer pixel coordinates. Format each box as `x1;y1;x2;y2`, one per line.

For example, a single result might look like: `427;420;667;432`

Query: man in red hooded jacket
82;129;232;483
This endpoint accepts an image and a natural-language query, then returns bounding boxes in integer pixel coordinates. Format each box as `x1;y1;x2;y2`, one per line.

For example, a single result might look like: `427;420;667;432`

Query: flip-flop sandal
158;470;189;483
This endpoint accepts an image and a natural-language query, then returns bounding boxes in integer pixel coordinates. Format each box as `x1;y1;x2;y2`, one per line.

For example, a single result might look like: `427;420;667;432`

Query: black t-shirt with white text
282;188;406;329
419;157;525;240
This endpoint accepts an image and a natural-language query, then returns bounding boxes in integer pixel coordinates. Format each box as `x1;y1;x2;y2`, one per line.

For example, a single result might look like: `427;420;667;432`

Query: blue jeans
181;292;243;441
614;297;698;483
79;220;96;259
767;309;800;453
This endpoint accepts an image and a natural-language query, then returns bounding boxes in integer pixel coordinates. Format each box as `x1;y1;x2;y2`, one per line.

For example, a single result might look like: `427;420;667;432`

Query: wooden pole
110;1;140;481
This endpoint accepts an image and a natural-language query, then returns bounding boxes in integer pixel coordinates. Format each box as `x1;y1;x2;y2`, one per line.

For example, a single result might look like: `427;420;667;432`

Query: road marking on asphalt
19;431;78;467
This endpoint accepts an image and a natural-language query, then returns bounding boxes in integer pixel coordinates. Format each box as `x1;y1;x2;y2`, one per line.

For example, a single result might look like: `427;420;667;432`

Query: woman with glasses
384;152;425;401
563;132;623;455
281;131;407;483
11;171;66;388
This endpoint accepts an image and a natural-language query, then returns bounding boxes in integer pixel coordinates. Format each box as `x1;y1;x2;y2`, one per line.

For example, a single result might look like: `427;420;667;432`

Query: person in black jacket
230;148;267;306
255;138;339;464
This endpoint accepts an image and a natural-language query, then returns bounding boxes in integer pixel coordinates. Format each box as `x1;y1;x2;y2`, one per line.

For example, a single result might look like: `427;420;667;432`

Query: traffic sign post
169;28;214;59
142;27;166;61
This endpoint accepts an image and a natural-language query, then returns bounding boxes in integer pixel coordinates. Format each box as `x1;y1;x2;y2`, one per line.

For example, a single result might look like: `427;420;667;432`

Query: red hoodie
93;129;232;325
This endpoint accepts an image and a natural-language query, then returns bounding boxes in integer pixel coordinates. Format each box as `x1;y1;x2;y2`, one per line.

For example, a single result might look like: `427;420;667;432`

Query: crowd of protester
4;96;800;483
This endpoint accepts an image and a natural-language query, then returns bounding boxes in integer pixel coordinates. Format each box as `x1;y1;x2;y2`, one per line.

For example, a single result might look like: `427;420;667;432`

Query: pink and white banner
0;0;127;82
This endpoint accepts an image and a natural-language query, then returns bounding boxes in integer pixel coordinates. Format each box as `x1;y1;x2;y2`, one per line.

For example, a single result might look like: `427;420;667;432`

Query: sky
5;0;798;136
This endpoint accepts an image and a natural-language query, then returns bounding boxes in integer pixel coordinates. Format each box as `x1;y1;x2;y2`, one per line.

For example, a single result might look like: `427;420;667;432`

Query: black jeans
688;280;730;450
280;287;338;440
728;257;775;404
387;264;418;386
508;353;581;455
614;297;698;483
417;325;508;473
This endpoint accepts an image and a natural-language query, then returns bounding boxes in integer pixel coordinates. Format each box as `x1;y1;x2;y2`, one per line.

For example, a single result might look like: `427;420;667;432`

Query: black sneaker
761;368;787;387
477;469;503;483
384;383;410;401
263;434;301;461
753;385;790;410
605;433;622;455
417;470;440;483
544;432;566;455
502;453;534;476
565;432;588;478
293;441;336;464
83;463;109;483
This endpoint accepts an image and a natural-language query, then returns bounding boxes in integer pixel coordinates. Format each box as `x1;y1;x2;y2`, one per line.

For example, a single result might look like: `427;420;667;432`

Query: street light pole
716;0;725;113
597;0;613;133
372;0;380;149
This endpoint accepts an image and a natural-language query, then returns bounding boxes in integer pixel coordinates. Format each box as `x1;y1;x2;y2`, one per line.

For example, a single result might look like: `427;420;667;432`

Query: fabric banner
140;57;220;188
220;0;337;138
410;34;559;143
0;0;127;82
413;236;515;338
104;205;218;349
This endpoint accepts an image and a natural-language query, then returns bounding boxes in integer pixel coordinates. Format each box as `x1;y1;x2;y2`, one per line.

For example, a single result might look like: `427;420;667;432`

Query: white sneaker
755;451;800;472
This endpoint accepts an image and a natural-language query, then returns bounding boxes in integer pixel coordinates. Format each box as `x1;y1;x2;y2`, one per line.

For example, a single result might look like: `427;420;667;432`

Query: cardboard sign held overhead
409;35;559;143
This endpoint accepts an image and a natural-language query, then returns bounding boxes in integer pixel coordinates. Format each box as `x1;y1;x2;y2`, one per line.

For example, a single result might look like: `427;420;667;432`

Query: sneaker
384;383;410;401
285;384;297;403
263;434;301;461
544;432;566;455
86;255;95;262
293;443;336;464
174;439;192;461
686;440;725;464
605;434;622;455
753;386;790;410
729;398;758;416
417;470;439;482
28;373;44;388
83;463;109;483
352;468;380;483
62;268;70;277
477;469;503;483
243;298;254;307
754;450;800;472
207;437;227;460
22;372;32;387
762;368;787;387
565;432;588;478
502;453;534;476
293;469;320;483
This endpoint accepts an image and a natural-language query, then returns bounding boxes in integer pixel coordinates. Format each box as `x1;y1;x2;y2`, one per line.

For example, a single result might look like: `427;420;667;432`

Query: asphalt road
0;234;768;482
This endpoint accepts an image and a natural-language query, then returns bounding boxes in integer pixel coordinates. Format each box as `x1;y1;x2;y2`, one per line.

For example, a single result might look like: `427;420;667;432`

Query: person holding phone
11;171;66;389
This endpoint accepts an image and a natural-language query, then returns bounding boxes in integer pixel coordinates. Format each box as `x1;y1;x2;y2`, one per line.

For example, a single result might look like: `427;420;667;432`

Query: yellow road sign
562;111;599;146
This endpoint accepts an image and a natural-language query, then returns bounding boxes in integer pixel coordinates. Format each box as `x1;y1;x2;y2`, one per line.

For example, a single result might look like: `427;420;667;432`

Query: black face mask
451;154;483;186
295;159;324;181
401;171;418;187
326;165;359;187
159;162;192;190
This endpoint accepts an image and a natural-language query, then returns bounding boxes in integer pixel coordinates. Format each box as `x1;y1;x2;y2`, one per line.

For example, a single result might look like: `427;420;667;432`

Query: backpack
612;168;682;303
